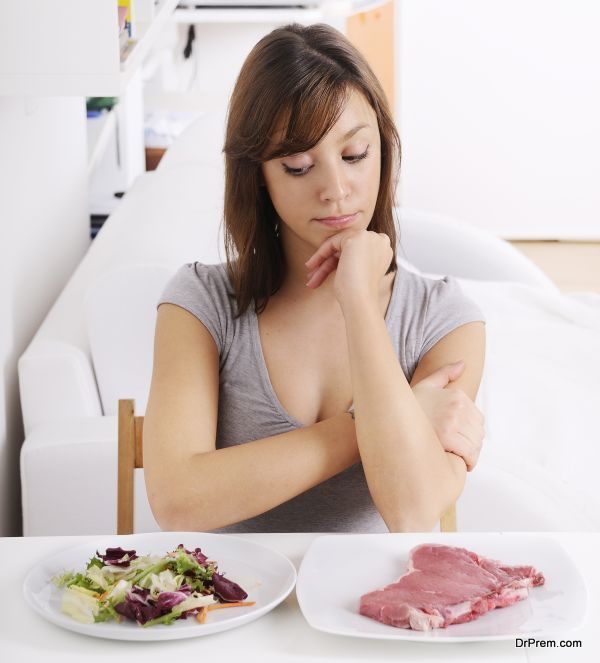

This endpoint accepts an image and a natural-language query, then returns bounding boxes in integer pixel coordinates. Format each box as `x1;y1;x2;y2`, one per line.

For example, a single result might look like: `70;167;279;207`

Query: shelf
172;7;323;24
170;1;388;26
0;0;179;97
121;0;180;89
0;0;391;95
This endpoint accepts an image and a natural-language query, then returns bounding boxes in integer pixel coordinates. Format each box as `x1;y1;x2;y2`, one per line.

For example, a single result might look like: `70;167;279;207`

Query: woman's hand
411;361;485;471
304;228;393;308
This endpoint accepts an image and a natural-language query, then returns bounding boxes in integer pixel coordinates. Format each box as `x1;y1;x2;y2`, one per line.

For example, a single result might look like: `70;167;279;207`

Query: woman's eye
343;146;370;164
282;164;313;176
281;146;369;177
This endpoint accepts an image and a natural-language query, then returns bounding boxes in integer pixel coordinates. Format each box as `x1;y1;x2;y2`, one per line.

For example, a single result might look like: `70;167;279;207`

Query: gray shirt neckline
249;269;400;428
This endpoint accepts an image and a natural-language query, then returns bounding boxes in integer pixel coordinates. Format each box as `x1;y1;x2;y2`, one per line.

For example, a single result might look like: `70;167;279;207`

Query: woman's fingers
455;421;484;471
305;255;339;288
463;432;482;471
439;431;471;468
456;416;485;450
306;251;341;279
305;235;347;270
305;240;338;270
437;410;484;472
449;391;486;438
452;416;485;472
447;431;479;472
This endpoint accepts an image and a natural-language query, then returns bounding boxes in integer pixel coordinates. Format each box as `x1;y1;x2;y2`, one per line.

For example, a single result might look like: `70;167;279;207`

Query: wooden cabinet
347;1;395;110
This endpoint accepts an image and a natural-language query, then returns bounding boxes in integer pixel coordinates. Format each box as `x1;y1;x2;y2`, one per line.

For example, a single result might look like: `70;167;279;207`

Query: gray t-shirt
157;261;485;533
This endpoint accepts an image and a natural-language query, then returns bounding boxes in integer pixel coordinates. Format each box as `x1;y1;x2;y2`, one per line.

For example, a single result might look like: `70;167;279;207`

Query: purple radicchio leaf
155;591;188;612
128;586;151;603
212;572;248;602
95;547;138;567
114;588;161;625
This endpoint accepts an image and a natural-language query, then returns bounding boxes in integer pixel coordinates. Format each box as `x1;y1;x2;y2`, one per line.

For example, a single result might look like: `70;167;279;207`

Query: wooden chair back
117;398;457;534
117;399;144;535
440;505;457;532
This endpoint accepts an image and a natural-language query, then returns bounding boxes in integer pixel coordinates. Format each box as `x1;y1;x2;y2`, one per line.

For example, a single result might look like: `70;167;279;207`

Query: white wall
0;97;90;535
395;0;600;239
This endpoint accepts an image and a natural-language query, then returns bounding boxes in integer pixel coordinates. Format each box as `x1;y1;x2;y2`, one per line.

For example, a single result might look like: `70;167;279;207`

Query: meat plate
296;533;587;642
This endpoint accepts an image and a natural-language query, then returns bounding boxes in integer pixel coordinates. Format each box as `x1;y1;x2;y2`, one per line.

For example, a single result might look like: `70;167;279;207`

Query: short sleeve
418;276;486;362
157;262;227;355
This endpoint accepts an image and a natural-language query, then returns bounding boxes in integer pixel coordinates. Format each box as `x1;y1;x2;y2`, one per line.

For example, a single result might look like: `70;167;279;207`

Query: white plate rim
23;531;297;641
296;532;588;643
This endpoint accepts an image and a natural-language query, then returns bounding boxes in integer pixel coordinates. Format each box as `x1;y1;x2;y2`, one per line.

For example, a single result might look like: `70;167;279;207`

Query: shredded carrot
206;601;256;611
196;607;207;624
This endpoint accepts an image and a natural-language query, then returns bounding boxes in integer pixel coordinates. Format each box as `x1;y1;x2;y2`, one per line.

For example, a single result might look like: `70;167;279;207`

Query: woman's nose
318;162;350;204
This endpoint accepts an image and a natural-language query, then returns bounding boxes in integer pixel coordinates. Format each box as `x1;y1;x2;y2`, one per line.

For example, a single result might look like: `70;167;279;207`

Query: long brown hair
223;23;401;318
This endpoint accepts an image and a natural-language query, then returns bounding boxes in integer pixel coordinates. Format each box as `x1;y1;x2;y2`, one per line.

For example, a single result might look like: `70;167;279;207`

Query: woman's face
261;88;381;252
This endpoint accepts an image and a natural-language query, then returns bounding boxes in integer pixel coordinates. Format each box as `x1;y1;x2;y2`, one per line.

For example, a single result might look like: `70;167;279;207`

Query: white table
0;533;597;662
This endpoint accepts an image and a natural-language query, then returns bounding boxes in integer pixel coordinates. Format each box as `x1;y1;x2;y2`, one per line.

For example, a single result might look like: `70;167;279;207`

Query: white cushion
397;208;559;290
20;416;161;536
83;264;174;416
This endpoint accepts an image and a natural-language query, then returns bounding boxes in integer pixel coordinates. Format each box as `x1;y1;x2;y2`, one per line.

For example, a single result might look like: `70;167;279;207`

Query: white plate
296;533;587;642
23;532;296;641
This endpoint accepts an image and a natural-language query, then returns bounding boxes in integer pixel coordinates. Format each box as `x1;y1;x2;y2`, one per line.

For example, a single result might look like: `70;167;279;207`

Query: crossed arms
144;304;485;532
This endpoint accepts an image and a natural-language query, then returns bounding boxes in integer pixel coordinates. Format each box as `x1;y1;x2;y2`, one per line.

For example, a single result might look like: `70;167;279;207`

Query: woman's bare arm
143;304;359;531
342;293;485;532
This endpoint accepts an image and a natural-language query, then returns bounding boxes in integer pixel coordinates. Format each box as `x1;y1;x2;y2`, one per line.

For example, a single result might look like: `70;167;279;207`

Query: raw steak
359;544;545;631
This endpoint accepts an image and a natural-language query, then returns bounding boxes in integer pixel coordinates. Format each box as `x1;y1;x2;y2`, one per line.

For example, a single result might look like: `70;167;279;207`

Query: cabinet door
346;1;395;111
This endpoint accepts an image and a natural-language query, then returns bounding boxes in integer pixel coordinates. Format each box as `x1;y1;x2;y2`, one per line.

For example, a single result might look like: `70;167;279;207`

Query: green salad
51;544;250;627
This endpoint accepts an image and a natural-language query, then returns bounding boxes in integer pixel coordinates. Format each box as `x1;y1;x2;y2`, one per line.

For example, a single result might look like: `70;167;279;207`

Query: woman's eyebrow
338;123;370;143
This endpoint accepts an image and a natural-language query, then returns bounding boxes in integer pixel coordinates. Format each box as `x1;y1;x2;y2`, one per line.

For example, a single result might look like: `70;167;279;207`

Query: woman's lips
314;213;358;229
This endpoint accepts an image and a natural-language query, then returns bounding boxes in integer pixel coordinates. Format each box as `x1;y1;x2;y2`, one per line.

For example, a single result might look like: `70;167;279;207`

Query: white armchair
18;146;600;534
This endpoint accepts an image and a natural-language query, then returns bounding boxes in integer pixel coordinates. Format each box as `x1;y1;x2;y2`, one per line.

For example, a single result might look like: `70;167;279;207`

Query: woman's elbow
149;497;214;532
385;467;467;533
153;507;189;532
385;509;440;533
146;490;185;531
144;476;203;532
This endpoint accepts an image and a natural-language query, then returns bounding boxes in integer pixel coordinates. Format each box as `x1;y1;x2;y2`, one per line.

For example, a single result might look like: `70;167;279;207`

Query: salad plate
23;531;296;641
296;532;587;642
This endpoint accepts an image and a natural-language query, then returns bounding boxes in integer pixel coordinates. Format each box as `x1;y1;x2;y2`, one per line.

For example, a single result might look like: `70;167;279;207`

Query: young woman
144;23;486;533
